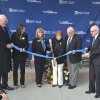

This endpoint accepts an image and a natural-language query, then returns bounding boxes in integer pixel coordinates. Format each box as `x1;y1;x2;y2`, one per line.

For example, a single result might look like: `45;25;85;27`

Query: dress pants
13;60;26;86
67;56;80;86
89;62;100;95
53;63;64;85
34;60;44;84
0;73;8;87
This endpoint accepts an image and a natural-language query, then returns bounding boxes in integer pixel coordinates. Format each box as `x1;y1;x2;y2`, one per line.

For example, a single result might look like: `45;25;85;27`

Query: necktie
92;37;95;46
67;37;71;49
3;28;6;32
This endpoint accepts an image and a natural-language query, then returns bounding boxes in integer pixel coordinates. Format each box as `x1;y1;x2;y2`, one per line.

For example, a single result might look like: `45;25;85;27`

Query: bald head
67;27;75;37
0;14;8;27
90;25;99;37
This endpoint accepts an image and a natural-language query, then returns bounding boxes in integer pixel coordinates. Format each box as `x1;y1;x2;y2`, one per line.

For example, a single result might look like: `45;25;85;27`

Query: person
11;24;29;89
0;93;8;100
65;27;82;89
49;30;66;88
0;14;14;93
32;28;47;87
83;25;100;98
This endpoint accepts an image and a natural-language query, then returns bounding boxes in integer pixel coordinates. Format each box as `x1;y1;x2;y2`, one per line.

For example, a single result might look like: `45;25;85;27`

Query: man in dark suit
84;25;100;98
0;14;13;93
65;27;82;89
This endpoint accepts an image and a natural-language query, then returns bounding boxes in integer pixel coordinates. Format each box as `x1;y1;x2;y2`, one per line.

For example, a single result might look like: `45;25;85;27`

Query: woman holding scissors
49;30;66;88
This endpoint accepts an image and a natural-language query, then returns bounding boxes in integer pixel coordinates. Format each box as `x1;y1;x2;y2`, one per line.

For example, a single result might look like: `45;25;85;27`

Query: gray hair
90;25;99;32
0;14;7;20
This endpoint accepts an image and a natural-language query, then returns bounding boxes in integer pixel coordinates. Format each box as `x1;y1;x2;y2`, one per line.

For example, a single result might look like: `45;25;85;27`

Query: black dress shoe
66;83;71;86
58;85;63;88
3;86;14;90
68;86;76;89
37;84;41;87
52;85;57;87
0;86;6;94
1;89;6;94
95;94;100;98
85;91;95;94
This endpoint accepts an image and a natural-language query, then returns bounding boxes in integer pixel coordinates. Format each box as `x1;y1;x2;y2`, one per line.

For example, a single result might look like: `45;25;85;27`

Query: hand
11;43;14;46
1;93;8;100
32;55;35;61
72;50;75;54
83;48;88;53
6;44;12;49
22;48;25;52
20;48;23;52
84;48;88;51
82;53;90;58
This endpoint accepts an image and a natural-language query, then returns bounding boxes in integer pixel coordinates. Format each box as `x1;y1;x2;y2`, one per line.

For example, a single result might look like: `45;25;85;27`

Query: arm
31;38;36;52
90;40;100;58
72;36;82;54
23;34;29;50
76;36;82;50
0;34;12;49
31;38;37;61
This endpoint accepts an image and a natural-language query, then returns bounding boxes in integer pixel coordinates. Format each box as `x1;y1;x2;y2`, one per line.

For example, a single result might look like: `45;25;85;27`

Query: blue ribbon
12;44;86;59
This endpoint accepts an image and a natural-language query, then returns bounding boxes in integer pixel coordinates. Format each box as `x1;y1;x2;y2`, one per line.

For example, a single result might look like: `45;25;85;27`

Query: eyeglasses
90;30;97;32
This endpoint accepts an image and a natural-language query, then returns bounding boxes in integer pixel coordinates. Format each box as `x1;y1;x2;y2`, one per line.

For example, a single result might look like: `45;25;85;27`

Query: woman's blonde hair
35;28;45;38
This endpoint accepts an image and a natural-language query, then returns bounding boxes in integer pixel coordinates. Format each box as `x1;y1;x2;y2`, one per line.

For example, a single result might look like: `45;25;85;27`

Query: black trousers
0;73;8;87
13;60;26;86
34;60;45;84
89;62;100;95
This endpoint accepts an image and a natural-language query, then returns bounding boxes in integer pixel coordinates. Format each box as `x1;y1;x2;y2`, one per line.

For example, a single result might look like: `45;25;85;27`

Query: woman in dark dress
32;28;47;87
11;24;29;89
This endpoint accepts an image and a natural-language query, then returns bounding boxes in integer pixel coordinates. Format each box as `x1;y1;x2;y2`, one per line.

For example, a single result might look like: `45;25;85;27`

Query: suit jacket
32;37;47;62
52;37;66;64
65;34;82;64
11;32;29;61
0;26;11;73
88;33;100;65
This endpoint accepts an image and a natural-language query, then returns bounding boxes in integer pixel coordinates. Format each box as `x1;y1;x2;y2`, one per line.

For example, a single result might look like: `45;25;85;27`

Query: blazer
11;32;29;61
52;37;66;64
88;33;100;65
32;37;47;61
65;34;82;64
0;26;11;73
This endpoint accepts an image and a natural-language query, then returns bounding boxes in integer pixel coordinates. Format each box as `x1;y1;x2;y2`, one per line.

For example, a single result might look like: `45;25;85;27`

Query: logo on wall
26;0;41;3
10;29;16;33
0;0;8;1
29;41;32;44
26;19;42;24
44;30;55;35
89;21;100;25
9;8;25;13
74;11;90;15
92;1;100;4
76;31;86;35
59;0;74;4
86;39;90;43
43;10;58;14
59;21;73;25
